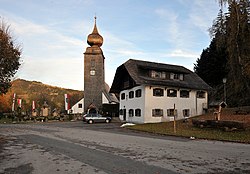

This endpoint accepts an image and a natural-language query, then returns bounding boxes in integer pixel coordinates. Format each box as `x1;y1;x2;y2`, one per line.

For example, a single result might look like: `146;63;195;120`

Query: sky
0;0;220;90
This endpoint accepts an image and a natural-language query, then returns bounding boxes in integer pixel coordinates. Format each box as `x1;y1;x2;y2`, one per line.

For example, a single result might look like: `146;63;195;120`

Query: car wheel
105;119;110;123
88;120;93;124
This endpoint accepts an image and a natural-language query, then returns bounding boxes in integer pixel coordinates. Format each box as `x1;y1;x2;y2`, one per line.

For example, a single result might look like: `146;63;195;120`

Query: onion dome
87;16;103;47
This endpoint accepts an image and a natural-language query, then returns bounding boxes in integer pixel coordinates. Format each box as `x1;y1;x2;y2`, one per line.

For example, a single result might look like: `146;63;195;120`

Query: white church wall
71;98;84;114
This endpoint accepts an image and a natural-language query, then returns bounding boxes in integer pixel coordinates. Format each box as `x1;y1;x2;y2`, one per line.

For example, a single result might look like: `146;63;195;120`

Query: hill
0;79;84;113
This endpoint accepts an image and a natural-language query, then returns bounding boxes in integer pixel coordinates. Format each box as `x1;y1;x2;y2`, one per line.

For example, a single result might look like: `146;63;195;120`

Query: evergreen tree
194;38;227;87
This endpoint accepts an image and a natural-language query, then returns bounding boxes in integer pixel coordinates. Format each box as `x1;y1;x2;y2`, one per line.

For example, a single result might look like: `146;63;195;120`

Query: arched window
129;91;134;99
129;109;134;117
135;109;141;117
135;89;142;97
121;93;125;100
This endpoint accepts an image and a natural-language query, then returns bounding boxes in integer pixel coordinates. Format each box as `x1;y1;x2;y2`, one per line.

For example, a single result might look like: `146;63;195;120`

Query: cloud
17;57;84;90
188;1;220;33
1;12;84;89
163;49;199;58
154;8;180;45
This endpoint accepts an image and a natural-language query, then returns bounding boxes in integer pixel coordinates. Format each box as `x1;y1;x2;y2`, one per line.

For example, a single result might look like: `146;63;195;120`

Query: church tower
84;17;105;113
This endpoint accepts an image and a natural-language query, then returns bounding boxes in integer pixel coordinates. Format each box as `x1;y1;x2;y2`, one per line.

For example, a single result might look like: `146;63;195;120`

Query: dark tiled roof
110;59;211;93
103;83;119;103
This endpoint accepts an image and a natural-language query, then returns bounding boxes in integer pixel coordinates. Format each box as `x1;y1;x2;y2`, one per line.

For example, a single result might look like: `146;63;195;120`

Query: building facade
84;17;105;112
83;17;119;114
70;83;119;115
110;59;211;123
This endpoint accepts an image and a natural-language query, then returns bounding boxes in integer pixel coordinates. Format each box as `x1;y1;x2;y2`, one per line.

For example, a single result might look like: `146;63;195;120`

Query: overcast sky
1;0;220;90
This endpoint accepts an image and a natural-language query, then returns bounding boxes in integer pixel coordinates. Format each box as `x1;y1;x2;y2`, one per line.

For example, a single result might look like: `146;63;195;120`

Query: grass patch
0;117;13;124
127;119;250;143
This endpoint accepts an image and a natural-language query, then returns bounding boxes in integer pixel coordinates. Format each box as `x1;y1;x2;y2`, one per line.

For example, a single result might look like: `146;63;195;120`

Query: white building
70;98;84;114
70;83;119;114
110;59;211;123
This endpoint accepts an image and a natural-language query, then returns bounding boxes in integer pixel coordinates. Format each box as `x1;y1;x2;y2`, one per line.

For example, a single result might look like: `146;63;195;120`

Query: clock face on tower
90;70;95;76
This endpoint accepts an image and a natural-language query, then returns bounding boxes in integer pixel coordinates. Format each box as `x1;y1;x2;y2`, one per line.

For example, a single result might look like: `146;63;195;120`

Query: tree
224;0;250;105
0;94;11;112
194;38;228;87
0;19;21;95
196;0;250;106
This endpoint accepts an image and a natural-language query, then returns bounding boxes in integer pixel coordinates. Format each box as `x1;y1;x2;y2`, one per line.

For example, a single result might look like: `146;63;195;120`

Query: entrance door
123;109;126;121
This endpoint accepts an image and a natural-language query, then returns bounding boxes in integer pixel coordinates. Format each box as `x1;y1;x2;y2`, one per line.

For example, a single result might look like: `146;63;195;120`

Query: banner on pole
64;94;70;111
12;93;16;112
17;99;22;108
32;101;36;110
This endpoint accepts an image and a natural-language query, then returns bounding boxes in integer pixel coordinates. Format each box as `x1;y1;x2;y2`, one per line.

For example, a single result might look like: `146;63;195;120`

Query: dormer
169;73;184;81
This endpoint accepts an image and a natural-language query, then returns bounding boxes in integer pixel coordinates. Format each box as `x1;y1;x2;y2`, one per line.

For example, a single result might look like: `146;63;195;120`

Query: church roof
87;17;103;47
110;59;211;93
103;83;119;103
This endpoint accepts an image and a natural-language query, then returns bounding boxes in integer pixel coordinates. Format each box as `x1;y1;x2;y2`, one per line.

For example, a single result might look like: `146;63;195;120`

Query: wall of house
144;86;207;123
119;86;145;123
119;85;208;124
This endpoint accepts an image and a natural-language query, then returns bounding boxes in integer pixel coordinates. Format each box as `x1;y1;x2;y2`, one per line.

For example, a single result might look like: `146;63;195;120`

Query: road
0;121;250;174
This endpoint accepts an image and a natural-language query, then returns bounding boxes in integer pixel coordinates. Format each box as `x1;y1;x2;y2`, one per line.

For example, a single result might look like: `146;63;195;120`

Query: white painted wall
119;86;145;123
119;85;208;124
71;98;84;114
102;93;109;104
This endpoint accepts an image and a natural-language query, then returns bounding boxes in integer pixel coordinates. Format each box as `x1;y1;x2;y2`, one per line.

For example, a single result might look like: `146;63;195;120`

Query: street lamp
223;78;227;103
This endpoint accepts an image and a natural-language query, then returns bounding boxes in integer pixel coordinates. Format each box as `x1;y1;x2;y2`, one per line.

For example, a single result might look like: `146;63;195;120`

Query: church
71;17;118;115
84;17;119;114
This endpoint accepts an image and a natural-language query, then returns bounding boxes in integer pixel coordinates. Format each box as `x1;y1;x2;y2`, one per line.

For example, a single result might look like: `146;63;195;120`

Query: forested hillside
0;79;84;113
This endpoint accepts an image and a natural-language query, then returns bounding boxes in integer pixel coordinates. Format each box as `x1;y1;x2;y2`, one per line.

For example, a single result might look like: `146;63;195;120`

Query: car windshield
87;114;101;117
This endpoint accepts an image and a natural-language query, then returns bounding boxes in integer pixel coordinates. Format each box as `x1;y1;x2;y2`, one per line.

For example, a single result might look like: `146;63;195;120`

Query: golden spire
87;16;103;47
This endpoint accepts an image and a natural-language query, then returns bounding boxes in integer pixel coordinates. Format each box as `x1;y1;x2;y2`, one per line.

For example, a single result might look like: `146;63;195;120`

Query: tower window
91;59;95;67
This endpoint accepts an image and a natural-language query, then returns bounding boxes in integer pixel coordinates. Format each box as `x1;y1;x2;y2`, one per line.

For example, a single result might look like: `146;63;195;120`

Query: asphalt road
0;121;250;174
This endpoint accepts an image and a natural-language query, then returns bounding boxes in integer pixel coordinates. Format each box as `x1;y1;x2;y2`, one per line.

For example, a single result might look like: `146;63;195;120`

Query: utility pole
223;78;227;103
173;104;176;134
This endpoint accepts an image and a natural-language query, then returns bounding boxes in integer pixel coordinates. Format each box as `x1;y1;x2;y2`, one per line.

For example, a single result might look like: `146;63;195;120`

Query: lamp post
223;78;227;103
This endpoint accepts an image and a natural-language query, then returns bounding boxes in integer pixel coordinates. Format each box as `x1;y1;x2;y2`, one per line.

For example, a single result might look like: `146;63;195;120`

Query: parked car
82;113;111;124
